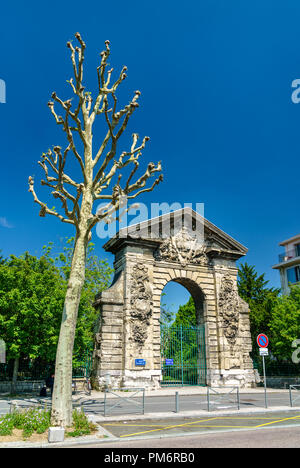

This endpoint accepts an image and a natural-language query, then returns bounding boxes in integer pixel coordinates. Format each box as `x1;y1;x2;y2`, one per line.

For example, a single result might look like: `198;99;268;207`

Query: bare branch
125;161;163;195
127;173;163;199
92;91;141;185
31;33;163;238
28;176;75;226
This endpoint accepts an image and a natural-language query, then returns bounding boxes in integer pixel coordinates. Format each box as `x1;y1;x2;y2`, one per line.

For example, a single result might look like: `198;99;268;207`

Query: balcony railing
278;247;300;263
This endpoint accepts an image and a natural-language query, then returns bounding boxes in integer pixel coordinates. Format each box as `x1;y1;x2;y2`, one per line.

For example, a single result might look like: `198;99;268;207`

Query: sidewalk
1;387;299;448
77;386;290;401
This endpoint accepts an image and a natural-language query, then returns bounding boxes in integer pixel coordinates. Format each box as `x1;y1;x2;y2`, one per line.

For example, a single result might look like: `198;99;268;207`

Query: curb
1;405;300;448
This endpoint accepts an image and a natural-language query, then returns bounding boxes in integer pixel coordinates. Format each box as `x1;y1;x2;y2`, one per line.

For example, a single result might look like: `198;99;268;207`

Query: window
295;243;300;257
287;266;300;284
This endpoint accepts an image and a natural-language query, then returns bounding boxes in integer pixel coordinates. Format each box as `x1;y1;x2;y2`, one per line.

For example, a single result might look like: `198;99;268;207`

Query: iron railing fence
0;348;93;382
207;387;240;412
0;360;54;382
278;247;300;263
253;359;300;375
103;388;145;416
72;348;93;378
289;385;300;407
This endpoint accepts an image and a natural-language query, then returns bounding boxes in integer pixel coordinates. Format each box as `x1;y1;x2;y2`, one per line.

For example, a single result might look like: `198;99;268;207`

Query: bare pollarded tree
28;33;163;426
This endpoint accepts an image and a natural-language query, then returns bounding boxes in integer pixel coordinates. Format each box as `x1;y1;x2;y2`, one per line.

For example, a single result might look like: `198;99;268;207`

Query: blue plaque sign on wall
165;359;174;365
135;359;146;366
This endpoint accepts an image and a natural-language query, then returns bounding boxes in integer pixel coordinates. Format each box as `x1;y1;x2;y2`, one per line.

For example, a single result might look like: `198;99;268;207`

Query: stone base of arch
93;263;256;391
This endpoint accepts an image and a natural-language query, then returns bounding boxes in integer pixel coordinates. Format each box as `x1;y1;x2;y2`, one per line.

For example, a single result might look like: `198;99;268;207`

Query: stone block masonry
93;208;256;390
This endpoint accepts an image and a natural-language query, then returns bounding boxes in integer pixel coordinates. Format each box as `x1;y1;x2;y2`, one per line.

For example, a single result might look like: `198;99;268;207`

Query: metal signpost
257;334;269;408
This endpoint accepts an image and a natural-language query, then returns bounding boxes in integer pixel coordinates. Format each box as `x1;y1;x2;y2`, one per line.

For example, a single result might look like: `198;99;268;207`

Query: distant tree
237;263;278;303
173;297;196;327
0;253;65;393
0;239;113;393
0;251;5;265
269;285;300;360
160;293;174;325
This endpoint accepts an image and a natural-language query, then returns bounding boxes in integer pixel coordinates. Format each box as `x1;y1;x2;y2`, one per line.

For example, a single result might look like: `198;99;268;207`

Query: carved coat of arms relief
154;227;208;267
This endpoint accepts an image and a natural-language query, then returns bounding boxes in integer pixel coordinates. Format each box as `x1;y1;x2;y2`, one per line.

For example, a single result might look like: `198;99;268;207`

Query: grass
0;407;97;440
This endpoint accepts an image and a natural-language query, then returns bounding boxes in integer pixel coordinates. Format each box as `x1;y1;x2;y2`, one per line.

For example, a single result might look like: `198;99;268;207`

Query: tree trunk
11;356;19;395
50;232;88;426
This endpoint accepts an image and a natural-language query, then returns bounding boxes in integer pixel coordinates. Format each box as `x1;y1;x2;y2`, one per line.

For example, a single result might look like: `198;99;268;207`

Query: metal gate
72;347;93;378
160;324;206;386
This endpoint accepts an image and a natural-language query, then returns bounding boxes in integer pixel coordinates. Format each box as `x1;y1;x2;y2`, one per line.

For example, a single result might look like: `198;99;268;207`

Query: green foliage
269;285;300;360
0;253;65;363
0;250;5;266
0;406;96;439
173;297;196;326
0;237;113;376
66;408;96;437
0;414;14;436
237;263;277;302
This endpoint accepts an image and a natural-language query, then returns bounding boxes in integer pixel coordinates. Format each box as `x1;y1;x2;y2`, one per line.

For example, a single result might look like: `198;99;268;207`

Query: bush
0;415;14;436
66;408;96;437
0;406;96;439
0;407;51;438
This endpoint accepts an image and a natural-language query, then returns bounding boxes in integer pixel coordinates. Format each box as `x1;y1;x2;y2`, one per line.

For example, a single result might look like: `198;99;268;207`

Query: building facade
272;234;300;295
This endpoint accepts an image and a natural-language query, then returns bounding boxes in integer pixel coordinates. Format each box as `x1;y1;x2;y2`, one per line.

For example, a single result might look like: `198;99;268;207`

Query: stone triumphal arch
93;208;256;389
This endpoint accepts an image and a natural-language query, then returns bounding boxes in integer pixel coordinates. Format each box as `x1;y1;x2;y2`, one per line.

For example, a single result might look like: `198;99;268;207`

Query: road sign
257;335;269;409
257;334;269;348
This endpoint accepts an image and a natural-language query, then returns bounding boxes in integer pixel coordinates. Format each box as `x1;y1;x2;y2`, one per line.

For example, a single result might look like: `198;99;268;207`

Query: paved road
0;399;11;415
100;411;300;438
61;410;300;449
69;426;300;448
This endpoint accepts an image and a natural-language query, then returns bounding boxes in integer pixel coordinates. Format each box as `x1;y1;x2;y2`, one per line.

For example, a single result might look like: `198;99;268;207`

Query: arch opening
159;278;207;386
160;277;206;326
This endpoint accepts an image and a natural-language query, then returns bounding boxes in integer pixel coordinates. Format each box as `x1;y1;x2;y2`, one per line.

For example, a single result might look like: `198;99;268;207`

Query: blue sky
0;0;300;311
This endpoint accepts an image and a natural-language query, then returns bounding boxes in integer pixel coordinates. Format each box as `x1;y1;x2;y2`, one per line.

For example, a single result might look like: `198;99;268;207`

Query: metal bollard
142;389;145;415
104;389;107;417
207;387;210;412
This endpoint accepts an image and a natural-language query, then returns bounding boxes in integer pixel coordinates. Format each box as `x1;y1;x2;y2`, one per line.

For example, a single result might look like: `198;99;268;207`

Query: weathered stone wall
93;274;124;389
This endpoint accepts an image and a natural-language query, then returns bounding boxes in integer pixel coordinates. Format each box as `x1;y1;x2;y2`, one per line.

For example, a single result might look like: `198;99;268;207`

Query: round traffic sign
257;334;269;348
